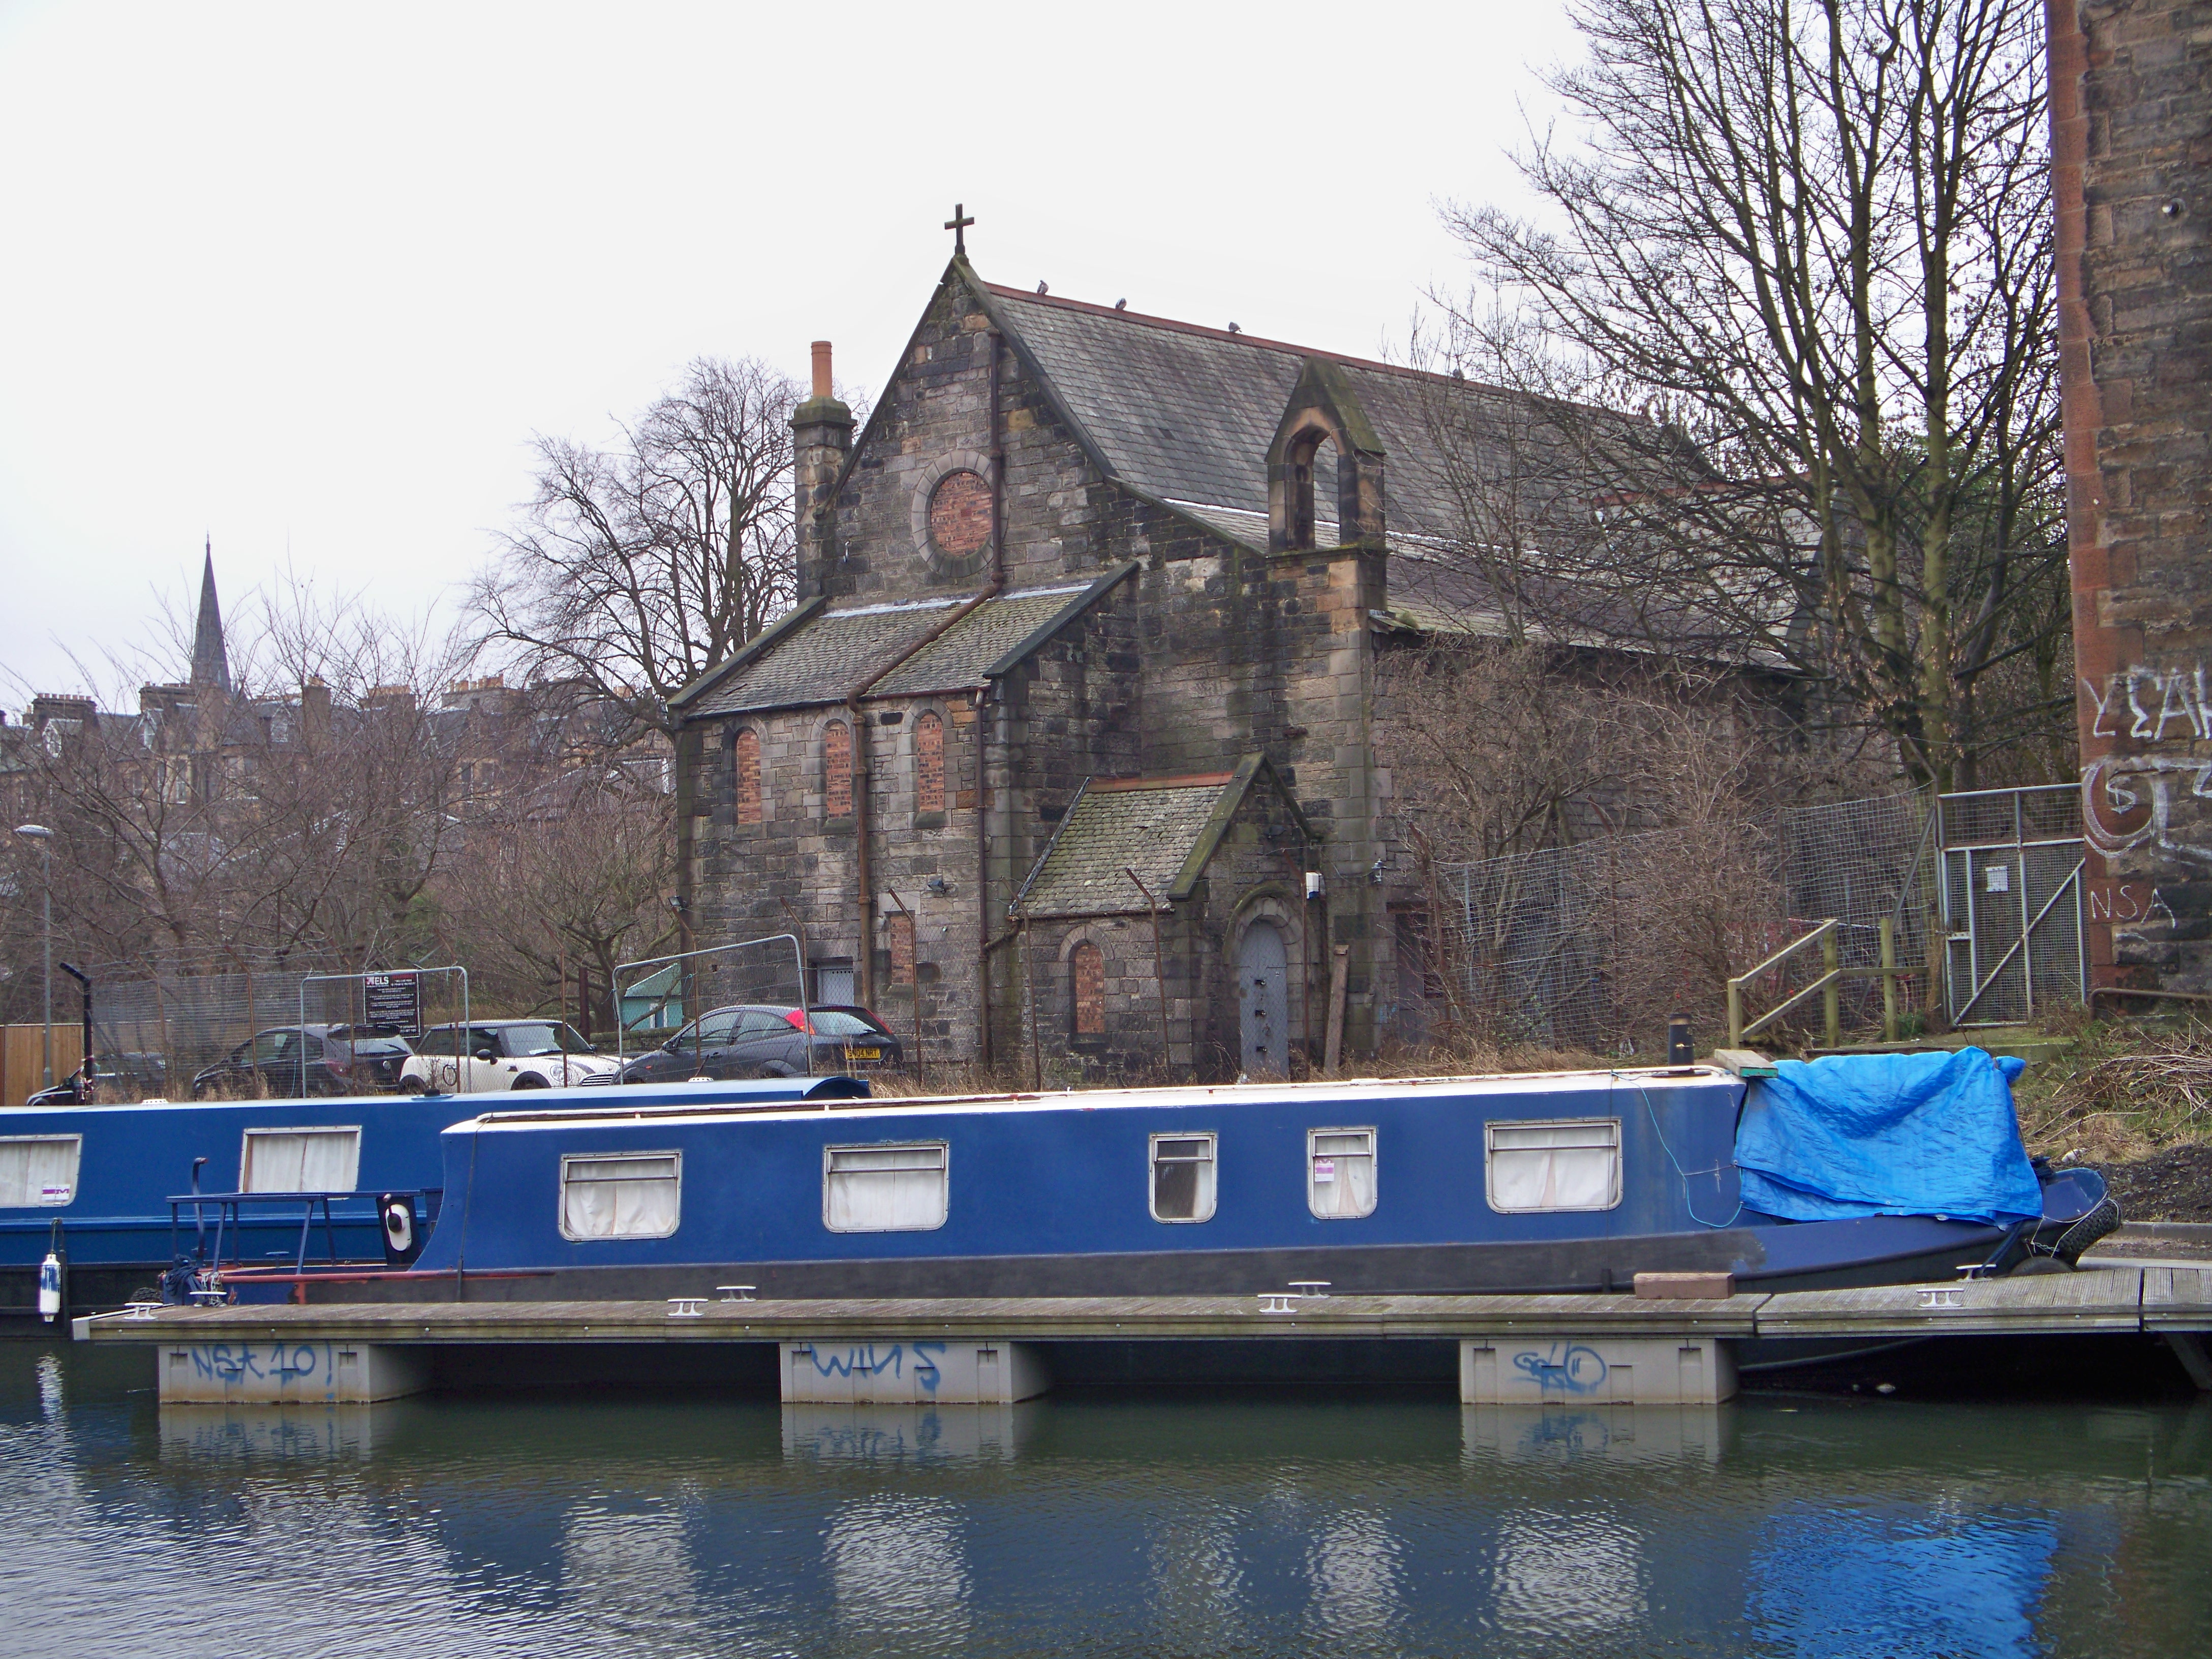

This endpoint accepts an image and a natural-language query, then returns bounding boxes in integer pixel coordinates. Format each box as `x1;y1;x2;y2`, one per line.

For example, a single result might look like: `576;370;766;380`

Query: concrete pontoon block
1460;1336;1737;1405
780;1338;1049;1404
158;1340;428;1405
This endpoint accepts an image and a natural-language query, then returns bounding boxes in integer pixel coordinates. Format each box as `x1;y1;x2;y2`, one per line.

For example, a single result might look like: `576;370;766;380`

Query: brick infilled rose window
929;469;991;557
734;728;762;825
915;711;944;814
1072;941;1105;1036
823;720;852;818
888;912;916;987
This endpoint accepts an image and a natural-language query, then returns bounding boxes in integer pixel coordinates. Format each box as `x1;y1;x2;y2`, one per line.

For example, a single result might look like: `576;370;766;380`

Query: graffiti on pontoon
1511;1343;1609;1394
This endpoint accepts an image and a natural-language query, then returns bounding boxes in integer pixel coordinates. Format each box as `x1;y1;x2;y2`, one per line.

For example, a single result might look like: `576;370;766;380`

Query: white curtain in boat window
561;1152;682;1240
240;1127;362;1193
1308;1128;1377;1219
823;1143;948;1232
1486;1119;1620;1213
0;1135;82;1208
1149;1133;1217;1222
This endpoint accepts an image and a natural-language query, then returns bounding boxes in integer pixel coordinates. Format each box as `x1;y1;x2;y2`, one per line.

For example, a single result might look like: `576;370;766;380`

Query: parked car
400;1020;621;1093
618;1004;903;1084
22;1051;171;1106
189;1024;407;1099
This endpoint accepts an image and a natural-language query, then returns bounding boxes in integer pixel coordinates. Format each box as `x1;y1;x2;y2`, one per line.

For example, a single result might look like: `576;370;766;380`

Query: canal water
3;1341;2206;1657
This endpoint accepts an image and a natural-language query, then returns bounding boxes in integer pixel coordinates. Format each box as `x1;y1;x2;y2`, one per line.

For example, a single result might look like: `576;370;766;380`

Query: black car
189;1024;413;1099
23;1052;169;1105
619;1004;903;1083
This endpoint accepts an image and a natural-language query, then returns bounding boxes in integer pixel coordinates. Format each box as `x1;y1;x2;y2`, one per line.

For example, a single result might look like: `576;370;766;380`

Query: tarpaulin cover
1733;1048;2043;1225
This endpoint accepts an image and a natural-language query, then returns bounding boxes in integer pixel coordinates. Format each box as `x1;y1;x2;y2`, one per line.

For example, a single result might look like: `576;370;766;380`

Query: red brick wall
734;728;762;826
2052;0;2212;991
915;711;945;814
823;720;852;819
1071;941;1105;1036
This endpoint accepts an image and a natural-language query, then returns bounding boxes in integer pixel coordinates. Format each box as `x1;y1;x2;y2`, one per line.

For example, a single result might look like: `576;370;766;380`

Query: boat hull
295;1213;2008;1307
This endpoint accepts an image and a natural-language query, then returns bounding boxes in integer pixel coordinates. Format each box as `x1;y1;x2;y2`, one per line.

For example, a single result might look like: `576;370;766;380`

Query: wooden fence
2;1024;83;1107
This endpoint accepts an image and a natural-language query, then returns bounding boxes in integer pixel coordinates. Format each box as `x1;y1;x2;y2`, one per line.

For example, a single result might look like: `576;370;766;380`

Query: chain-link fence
1424;791;1942;1055
64;957;481;1100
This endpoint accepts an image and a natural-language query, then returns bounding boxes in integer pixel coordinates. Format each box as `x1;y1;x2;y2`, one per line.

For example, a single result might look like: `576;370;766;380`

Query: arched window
914;711;945;814
1071;941;1105;1036
823;720;852;818
733;728;762;825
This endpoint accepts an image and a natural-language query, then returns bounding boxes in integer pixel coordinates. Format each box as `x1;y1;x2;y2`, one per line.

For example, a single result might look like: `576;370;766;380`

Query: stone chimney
301;675;331;743
791;339;853;600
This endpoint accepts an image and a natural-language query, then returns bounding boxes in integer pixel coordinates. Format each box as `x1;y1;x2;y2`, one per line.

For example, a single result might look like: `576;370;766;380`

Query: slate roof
1015;776;1236;918
870;583;1094;697
985;285;1615;548
685;580;1122;718
688;598;964;717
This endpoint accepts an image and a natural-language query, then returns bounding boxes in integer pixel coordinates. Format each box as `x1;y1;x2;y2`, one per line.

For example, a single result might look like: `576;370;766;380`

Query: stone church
669;246;1585;1078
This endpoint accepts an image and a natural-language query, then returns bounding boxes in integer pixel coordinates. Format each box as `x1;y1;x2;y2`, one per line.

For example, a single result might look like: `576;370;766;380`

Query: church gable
814;260;1126;607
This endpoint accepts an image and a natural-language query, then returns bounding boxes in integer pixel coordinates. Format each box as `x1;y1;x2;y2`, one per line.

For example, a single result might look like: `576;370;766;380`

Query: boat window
1150;1133;1216;1223
823;1142;948;1232
240;1126;362;1193
560;1151;682;1240
0;1135;82;1208
1308;1128;1377;1219
1485;1118;1621;1213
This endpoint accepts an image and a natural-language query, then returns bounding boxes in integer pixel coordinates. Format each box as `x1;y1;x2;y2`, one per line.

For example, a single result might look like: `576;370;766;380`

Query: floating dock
74;1264;2212;1406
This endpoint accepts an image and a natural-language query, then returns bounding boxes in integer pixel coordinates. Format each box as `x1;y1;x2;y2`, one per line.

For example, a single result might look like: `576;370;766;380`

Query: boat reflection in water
8;1346;2206;1657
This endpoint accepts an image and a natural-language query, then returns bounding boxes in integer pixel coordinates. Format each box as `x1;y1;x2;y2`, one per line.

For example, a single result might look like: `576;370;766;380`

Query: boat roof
452;1065;1740;1135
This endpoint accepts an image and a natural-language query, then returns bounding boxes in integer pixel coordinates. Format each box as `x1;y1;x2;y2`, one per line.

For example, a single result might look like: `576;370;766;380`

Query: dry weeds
2013;1016;2212;1161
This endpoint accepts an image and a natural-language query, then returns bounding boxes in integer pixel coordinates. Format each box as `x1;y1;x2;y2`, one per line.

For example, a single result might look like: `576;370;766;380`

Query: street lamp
14;825;54;1088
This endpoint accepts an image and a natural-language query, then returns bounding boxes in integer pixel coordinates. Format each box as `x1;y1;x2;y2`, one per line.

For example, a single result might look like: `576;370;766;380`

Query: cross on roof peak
944;202;974;256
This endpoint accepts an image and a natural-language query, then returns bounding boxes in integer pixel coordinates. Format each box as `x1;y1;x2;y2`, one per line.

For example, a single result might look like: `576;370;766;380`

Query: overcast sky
0;0;1578;708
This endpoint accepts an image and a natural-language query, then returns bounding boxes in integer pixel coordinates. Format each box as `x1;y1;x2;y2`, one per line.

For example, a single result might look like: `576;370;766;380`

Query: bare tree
1445;0;2067;790
431;765;677;1031
476;357;806;739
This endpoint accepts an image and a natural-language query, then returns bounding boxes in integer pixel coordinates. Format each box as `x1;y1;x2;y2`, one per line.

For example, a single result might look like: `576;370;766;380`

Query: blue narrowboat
318;1058;2116;1306
1;1076;872;1319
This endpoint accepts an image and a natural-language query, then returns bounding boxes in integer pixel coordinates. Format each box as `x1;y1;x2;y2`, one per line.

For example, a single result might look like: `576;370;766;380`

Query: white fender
38;1252;62;1322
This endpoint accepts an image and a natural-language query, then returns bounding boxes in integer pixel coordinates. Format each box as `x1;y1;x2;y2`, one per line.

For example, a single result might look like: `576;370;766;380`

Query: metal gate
1938;785;2087;1026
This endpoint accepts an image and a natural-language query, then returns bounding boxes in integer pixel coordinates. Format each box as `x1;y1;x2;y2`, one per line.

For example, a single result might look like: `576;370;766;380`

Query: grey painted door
1237;920;1288;1077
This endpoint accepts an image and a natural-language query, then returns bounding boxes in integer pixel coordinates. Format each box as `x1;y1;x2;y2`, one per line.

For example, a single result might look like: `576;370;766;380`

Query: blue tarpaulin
1733;1048;2044;1225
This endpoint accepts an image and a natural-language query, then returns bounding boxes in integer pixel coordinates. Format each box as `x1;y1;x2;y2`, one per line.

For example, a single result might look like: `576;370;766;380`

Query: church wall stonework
684;261;1394;1070
2053;0;2212;993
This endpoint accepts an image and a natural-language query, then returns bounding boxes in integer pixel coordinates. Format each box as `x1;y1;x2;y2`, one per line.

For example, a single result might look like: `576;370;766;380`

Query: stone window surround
730;725;764;827
909;700;949;823
814;711;856;822
907;449;995;580
1056;920;1139;1046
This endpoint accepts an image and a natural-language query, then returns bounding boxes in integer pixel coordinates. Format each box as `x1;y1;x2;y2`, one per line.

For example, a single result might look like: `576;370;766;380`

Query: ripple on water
1;1344;2207;1658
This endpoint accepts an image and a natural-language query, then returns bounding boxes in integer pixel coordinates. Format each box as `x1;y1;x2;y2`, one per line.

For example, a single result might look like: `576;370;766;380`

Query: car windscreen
500;1022;594;1055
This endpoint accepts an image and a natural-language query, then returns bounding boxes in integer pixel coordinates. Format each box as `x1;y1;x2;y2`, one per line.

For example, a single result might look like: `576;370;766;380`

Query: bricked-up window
929;469;992;557
888;911;916;986
733;728;762;825
1071;941;1106;1035
914;711;945;814
823;720;852;818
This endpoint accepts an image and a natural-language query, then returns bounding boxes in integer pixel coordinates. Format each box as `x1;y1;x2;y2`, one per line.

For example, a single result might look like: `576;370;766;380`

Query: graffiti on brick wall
2080;667;2212;864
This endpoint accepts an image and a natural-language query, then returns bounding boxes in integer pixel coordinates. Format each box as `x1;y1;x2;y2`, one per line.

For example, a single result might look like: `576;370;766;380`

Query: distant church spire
191;536;231;693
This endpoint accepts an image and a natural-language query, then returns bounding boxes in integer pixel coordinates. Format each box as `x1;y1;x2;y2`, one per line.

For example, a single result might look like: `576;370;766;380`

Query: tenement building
2050;2;2212;996
670;250;1618;1078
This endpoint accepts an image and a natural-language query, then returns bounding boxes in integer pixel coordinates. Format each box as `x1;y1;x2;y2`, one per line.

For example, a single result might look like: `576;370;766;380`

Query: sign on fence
361;972;422;1038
